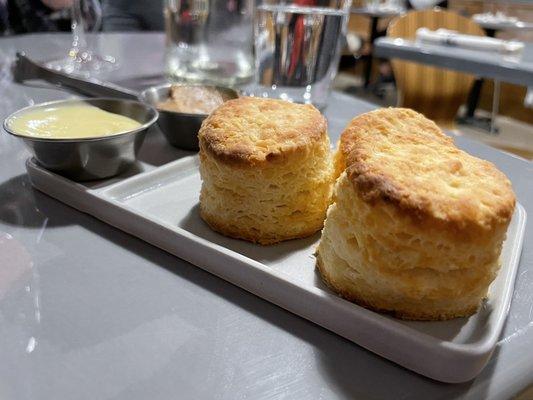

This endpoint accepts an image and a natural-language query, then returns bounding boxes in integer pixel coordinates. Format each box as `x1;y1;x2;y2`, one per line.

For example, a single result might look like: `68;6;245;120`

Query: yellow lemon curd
10;104;142;139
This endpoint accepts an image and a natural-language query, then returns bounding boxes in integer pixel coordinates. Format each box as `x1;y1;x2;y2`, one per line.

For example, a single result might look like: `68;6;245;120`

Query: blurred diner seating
339;2;532;160
387;9;485;129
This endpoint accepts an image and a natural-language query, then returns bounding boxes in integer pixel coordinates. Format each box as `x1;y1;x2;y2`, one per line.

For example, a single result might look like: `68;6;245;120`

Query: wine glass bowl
47;0;117;77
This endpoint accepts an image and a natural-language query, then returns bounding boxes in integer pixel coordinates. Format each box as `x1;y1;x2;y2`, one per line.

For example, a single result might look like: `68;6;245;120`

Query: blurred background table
349;4;532;159
374;37;533;86
466;14;533;130
350;5;405;88
475;18;533;37
374;36;533;158
342;1;533;154
0;32;533;400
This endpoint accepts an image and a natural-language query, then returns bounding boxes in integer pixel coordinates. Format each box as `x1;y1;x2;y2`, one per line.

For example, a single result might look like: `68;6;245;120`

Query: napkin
365;0;404;13
416;28;524;53
525;88;533;109
473;12;519;25
409;0;442;10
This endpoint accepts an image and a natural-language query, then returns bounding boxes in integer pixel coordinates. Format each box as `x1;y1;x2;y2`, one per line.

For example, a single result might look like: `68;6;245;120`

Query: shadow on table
66;208;497;400
137;126;196;167
0;174;71;228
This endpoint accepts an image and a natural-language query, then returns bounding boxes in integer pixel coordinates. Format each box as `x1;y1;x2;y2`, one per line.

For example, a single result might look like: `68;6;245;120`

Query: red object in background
288;0;317;79
182;10;191;22
227;0;237;12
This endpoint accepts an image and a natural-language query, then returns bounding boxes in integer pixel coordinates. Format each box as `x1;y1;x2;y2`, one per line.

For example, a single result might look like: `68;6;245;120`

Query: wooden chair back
387;9;485;128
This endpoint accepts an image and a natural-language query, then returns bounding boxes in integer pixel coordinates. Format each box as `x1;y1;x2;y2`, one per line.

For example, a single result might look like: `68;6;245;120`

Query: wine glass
47;0;117;77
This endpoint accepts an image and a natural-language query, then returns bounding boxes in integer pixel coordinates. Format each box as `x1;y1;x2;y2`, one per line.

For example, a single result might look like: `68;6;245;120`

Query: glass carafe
47;0;117;77
164;0;254;86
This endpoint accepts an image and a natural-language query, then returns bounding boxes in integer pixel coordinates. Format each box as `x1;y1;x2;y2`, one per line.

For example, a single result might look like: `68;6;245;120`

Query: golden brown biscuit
198;97;335;244
317;108;515;320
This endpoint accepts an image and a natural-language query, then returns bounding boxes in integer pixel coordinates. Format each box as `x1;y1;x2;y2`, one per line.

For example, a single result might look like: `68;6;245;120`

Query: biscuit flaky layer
198;97;334;245
317;172;502;320
198;97;327;166
337;108;515;233
317;108;515;321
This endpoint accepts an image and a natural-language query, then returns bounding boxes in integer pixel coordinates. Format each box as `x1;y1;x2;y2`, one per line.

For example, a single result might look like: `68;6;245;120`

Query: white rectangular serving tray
26;156;527;383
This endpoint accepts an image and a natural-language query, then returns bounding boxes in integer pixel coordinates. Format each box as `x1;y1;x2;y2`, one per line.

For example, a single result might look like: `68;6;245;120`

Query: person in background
371;0;448;97
0;0;8;33
102;0;164;31
3;0;71;34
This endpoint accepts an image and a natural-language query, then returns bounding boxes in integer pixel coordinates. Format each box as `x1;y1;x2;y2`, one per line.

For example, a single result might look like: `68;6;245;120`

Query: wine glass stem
70;0;89;55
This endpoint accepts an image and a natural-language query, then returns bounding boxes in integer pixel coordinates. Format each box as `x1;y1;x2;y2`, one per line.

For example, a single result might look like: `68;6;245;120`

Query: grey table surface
374;37;533;87
0;33;532;400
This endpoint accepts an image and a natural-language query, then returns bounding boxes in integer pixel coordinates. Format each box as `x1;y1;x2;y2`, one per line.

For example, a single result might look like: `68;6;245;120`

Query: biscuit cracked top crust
339;108;515;231
198;97;327;166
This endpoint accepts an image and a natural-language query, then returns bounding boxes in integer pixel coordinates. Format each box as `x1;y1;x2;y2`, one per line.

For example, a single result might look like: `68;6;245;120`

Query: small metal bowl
140;83;239;151
3;98;158;181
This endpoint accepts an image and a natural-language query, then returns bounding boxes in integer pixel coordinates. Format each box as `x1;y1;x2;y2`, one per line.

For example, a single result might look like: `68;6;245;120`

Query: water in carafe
165;0;254;86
